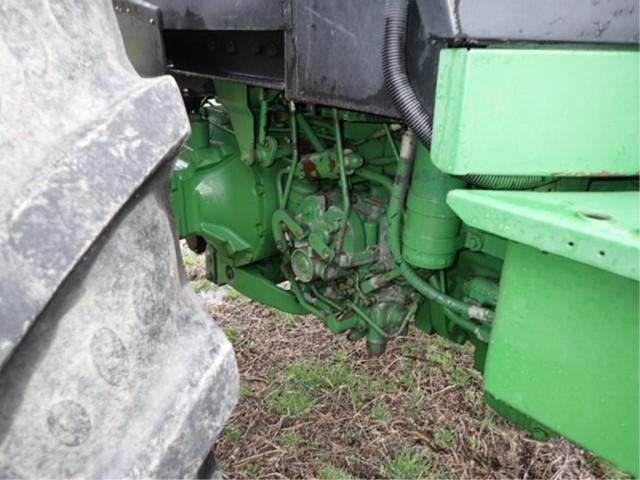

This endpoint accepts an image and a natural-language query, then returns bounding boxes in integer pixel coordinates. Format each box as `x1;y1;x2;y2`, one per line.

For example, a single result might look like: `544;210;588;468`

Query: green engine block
173;83;426;355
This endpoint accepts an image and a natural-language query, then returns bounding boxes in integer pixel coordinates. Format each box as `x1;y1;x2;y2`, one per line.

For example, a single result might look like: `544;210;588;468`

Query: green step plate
448;190;640;281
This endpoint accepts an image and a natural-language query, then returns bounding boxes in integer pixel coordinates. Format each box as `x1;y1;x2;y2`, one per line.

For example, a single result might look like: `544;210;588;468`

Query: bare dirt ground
182;246;624;480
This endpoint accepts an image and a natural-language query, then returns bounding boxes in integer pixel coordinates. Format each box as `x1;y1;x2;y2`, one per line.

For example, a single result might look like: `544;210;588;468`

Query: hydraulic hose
355;167;394;194
401;263;493;322
383;0;433;147
433;273;490;340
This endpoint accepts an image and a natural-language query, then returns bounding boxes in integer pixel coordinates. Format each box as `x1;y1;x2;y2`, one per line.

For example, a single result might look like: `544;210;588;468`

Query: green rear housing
171;46;640;475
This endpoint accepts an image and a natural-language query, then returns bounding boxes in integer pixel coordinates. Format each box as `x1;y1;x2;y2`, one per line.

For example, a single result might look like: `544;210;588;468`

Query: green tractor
0;0;637;476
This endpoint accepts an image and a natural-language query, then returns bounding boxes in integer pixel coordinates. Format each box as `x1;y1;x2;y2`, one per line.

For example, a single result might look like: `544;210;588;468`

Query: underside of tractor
0;0;638;477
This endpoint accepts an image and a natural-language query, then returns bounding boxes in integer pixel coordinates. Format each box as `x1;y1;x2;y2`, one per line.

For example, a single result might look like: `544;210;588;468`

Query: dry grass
182;246;624;479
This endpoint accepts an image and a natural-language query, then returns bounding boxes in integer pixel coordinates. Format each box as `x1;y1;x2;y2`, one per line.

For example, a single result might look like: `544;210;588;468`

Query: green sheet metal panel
432;48;639;176
447;190;640;280
484;242;639;476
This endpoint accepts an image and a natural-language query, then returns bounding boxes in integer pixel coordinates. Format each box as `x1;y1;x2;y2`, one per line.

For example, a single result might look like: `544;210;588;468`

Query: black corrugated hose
382;0;433;148
464;174;554;190
382;0;554;190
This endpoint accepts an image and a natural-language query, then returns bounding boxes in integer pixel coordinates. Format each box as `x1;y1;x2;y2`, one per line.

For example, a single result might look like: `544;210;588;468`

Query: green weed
407;390;426;417
371;402;392;422
182;249;203;267
481;416;495;430
240;382;254;400
435;428;455;446
399;372;416;388
432;464;450;478
263;354;359;419
224;287;242;301
280;312;302;327
426;345;452;366
448;367;474;387
381;449;431;479
245;463;260;477
191;278;215;293
281;431;305;451
400;341;421;357
370;377;399;394
465;389;479;402
265;389;315;417
223;325;242;345
342;427;359;446
285;358;351;392
221;423;244;442
319;466;356;480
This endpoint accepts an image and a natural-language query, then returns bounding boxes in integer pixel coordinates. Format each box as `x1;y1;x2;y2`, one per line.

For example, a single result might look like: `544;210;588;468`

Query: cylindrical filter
402;144;465;269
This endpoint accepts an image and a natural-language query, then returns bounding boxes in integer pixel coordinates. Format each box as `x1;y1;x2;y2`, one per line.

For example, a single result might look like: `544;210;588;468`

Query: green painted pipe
367;156;397;166
288;275;326;317
355;167;394;193
348;301;390;339
333;108;351;255
442;307;490;342
296;113;325;153
310;284;344;311
427;276;491;340
288;273;359;333
401;263;494;322
281;103;299;209
383;124;400;160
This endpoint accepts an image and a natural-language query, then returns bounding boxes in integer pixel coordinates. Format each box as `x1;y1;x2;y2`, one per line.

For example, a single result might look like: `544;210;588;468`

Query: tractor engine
172;87;432;354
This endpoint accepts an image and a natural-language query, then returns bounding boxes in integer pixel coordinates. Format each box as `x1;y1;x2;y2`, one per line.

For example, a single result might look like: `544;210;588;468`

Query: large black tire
0;1;238;477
